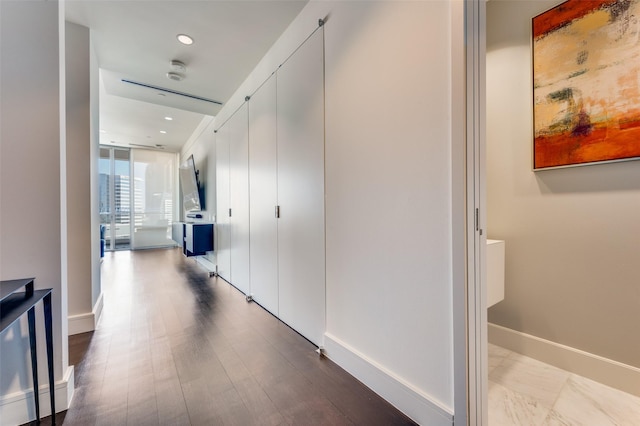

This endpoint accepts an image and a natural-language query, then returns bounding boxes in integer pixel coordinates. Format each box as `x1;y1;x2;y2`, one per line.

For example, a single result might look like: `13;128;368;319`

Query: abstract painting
533;0;640;169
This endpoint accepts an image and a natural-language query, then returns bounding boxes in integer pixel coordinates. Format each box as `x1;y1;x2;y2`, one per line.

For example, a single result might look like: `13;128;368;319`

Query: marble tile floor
488;343;640;426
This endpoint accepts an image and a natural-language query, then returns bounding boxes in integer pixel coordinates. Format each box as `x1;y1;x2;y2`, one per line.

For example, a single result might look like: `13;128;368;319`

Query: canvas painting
533;0;640;169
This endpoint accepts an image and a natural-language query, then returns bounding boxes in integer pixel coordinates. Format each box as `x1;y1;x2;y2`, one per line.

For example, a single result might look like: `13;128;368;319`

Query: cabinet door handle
229;208;232;217
275;205;280;218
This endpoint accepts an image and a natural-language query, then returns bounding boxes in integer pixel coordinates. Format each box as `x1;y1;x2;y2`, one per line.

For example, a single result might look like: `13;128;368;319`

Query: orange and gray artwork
533;0;640;168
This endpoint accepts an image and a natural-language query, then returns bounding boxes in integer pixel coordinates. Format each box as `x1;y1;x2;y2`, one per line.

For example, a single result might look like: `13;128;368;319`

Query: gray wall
66;21;93;322
487;0;640;368
0;0;69;415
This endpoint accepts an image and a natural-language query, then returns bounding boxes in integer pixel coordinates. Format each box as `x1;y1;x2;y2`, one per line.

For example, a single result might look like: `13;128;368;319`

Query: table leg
43;292;55;425
27;307;41;422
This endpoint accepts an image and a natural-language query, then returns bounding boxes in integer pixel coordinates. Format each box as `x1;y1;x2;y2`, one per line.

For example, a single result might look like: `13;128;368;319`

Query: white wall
204;1;461;423
181;117;216;264
90;25;102;310
66;21;98;335
181;117;216;220
487;0;640;369
323;1;454;420
0;1;73;422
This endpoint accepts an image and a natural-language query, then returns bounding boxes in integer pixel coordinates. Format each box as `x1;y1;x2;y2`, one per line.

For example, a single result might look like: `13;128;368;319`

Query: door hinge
229;208;232;217
275;205;280;218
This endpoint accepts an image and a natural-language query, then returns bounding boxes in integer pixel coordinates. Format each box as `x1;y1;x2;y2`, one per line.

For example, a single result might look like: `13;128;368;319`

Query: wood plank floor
32;248;416;425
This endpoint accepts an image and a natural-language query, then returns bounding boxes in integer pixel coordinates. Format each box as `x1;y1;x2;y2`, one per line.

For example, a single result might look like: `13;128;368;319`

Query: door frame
460;0;487;425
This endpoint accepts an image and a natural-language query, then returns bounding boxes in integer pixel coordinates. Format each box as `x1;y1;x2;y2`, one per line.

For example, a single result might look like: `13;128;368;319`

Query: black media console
172;222;214;257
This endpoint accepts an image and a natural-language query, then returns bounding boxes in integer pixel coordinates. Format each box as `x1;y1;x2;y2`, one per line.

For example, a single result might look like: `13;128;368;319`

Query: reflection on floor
488;343;640;425
59;248;416;426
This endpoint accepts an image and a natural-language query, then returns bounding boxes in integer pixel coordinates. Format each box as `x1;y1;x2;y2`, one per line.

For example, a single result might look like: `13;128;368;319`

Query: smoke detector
170;60;187;73
167;72;184;81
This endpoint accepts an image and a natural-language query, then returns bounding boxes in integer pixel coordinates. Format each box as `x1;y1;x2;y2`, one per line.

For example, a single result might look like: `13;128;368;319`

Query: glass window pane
131;150;176;249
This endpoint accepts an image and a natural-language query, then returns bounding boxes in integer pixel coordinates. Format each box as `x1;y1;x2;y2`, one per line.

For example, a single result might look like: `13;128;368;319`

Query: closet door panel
249;76;279;315
229;103;251;295
215;124;231;282
276;29;325;346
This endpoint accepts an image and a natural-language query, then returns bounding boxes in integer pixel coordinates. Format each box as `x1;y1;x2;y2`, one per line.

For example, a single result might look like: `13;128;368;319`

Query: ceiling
65;0;308;152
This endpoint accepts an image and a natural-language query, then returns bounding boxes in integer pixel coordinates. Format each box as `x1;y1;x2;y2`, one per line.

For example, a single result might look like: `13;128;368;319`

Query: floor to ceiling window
99;147;131;251
100;147;178;251
130;149;177;249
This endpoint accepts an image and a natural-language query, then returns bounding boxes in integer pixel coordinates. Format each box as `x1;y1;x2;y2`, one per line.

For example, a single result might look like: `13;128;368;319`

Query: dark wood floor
34;248;416;425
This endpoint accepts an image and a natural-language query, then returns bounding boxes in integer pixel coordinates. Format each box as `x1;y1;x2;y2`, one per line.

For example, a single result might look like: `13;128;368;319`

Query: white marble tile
542;409;580;426
489;352;570;408
544;374;640;426
488;343;512;373
489;380;551;426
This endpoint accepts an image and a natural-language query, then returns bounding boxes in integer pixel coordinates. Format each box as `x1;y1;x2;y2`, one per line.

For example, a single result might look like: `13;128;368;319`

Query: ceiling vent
129;143;166;150
120;79;223;105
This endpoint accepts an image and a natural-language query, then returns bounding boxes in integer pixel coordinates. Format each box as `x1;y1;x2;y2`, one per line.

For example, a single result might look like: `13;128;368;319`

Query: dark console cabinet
181;222;213;257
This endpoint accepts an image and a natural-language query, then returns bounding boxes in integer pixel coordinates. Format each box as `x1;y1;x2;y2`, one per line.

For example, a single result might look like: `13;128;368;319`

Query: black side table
0;278;55;424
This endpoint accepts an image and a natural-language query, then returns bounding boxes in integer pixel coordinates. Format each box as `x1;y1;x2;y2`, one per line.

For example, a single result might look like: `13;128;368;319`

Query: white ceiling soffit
101;69;221;116
99;72;207;152
66;0;309;150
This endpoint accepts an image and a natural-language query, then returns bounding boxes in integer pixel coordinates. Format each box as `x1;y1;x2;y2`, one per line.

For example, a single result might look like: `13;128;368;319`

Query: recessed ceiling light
160;130;167;134
164;116;173;121
177;34;194;45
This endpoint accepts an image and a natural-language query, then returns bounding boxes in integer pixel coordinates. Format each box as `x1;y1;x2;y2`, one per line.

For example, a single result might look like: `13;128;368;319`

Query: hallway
60;248;415;425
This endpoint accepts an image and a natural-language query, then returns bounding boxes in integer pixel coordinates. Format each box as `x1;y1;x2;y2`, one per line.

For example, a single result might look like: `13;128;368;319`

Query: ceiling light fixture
164;116;173;121
160;130;167;134
177;34;194;45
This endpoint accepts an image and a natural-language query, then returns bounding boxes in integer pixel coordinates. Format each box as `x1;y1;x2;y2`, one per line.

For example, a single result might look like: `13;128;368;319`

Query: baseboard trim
68;292;104;335
194;255;216;275
489;323;640;398
68;312;95;335
323;333;453;426
0;365;74;425
93;291;104;327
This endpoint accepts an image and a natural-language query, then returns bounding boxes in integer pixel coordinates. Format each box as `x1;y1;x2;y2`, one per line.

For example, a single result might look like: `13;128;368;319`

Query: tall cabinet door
276;29;325;346
215;124;231;282
229;103;251;295
249;75;279;315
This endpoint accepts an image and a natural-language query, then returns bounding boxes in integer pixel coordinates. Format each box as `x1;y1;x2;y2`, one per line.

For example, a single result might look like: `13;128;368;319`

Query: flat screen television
179;155;203;212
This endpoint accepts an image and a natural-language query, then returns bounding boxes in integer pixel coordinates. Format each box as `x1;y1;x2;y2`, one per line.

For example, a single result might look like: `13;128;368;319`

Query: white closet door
249;75;279;315
215;123;231;282
276;29;325;346
229;103;251;295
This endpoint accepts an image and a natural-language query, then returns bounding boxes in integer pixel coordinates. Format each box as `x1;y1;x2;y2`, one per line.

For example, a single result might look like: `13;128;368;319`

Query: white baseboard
68;312;95;335
323;333;453;426
68;292;104;335
194;255;216;275
93;291;104;327
489;323;640;398
0;365;74;425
